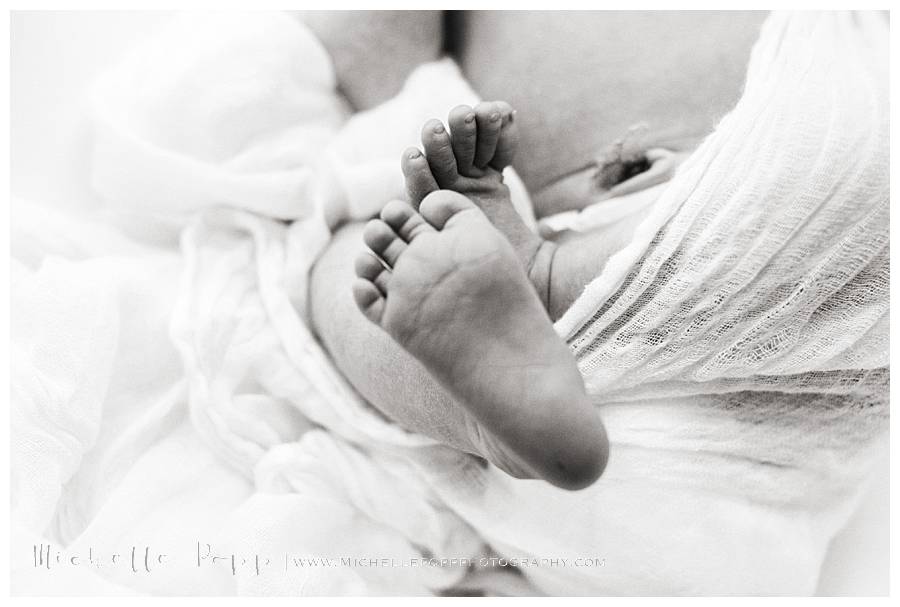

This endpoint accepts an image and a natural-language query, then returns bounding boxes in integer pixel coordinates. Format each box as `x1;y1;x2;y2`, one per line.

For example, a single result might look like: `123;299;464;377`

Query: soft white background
9;10;890;596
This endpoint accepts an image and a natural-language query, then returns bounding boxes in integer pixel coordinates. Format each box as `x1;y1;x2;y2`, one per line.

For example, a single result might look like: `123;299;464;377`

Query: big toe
419;190;479;230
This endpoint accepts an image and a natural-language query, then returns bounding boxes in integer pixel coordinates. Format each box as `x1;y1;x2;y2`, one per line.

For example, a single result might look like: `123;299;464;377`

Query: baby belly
453;11;767;212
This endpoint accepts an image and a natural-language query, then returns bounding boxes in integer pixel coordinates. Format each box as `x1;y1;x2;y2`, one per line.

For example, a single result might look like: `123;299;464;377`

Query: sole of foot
353;190;608;490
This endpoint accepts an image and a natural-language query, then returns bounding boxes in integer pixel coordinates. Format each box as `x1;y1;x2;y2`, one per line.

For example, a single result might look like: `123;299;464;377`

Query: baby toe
355;249;391;299
473;101;502;168
421;119;459;188
490;101;519;171
354;250;386;282
380;200;435;243
362;219;407;268
401;147;439;208
352;278;386;324
448;105;477;175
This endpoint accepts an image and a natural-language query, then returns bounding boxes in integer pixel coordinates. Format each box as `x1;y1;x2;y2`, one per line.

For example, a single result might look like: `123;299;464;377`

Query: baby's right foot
402;102;550;292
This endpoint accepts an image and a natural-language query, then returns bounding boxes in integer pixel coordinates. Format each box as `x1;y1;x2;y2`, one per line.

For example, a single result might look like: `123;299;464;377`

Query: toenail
433;123;445;134
509;110;517;122
490;112;501;122
464;113;476;124
408;149;421;159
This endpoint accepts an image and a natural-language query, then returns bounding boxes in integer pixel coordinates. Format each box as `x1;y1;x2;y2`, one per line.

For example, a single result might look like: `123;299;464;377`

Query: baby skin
352;102;609;490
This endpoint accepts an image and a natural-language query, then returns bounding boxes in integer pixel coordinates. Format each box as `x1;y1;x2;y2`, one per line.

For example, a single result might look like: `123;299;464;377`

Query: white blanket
10;10;888;596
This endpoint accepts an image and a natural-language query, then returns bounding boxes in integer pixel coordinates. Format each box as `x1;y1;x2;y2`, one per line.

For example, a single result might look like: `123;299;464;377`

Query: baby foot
402;102;545;280
353;191;607;490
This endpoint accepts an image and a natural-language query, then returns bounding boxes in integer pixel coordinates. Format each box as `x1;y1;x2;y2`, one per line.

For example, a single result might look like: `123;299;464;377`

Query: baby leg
296;11;444;111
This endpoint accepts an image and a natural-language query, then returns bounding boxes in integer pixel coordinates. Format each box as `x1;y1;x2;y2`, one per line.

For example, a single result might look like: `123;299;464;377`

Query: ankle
526;239;557;318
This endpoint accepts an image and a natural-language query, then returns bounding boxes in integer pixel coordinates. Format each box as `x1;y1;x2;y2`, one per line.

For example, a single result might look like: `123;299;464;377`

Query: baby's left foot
402;102;546;279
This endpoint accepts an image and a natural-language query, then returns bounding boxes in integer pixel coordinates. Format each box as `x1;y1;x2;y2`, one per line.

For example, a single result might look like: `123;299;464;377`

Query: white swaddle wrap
10;10;887;596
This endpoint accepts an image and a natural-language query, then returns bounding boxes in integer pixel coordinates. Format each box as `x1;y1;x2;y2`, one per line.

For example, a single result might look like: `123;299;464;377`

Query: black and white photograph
8;7;892;597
